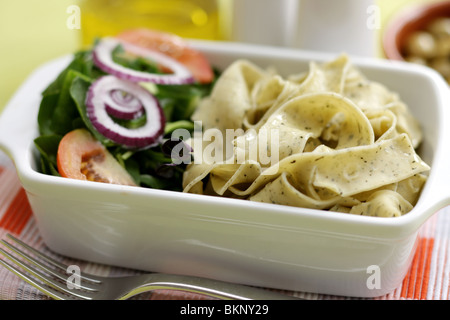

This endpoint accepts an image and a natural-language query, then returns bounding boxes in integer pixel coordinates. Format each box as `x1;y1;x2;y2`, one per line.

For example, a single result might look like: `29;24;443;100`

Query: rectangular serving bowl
1;41;450;298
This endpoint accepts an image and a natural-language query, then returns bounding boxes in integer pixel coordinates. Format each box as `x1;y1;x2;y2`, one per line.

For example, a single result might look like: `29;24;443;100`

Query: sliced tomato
57;129;136;186
116;28;214;84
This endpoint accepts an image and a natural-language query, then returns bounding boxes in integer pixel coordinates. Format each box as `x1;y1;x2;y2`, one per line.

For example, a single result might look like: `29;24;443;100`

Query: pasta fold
183;55;430;217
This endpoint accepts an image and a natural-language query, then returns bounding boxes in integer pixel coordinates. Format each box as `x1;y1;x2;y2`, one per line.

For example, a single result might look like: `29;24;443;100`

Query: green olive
428;57;450;78
435;36;450;57
427;17;450;37
404;31;437;59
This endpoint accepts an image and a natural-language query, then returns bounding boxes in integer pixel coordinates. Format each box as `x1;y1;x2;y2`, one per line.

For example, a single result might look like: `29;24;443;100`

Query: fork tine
0;245;99;300
5;234;102;283
0;237;101;300
0;258;79;300
0;240;98;292
0;247;92;300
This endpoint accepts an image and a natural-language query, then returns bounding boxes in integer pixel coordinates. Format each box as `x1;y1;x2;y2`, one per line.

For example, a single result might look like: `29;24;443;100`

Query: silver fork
0;234;299;300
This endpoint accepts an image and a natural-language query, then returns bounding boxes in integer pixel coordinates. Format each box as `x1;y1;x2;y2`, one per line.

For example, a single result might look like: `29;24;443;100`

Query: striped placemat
0;150;447;300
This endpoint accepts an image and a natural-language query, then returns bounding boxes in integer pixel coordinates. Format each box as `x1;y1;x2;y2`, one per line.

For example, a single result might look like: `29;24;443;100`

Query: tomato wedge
57;129;136;186
116;28;214;84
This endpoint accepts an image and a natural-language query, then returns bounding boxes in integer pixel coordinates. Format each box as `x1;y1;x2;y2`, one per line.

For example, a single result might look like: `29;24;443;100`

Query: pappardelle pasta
182;55;430;217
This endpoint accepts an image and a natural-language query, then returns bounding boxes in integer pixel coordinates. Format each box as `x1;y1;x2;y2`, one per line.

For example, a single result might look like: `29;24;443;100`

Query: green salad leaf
34;44;217;191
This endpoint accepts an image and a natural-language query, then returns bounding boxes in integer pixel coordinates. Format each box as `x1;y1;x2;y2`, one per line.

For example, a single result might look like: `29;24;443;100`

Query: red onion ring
105;89;144;120
93;37;195;85
86;76;165;149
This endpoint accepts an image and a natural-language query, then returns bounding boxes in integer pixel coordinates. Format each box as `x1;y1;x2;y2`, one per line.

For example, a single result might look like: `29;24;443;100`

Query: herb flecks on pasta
183;55;430;217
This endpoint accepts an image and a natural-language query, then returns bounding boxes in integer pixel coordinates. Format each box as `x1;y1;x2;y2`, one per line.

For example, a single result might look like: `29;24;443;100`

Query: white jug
294;0;378;56
221;0;378;57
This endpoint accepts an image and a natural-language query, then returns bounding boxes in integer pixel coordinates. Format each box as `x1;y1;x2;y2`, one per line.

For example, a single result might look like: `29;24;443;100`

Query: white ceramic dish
1;41;450;298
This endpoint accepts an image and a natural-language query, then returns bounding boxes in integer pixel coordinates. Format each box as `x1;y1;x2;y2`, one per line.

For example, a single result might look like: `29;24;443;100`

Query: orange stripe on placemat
0;188;33;234
420;238;434;300
400;237;434;299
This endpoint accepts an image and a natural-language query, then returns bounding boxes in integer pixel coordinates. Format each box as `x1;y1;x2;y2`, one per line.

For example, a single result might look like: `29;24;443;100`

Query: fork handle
121;273;301;300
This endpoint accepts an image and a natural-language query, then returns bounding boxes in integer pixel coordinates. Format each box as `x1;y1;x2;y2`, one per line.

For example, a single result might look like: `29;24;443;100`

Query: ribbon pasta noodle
182;55;430;217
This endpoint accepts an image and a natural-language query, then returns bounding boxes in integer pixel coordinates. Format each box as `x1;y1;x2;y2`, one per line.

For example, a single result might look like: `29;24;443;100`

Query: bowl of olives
383;1;450;84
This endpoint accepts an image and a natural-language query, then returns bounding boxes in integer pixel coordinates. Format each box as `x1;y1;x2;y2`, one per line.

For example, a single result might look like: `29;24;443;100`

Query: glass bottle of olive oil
79;0;221;46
